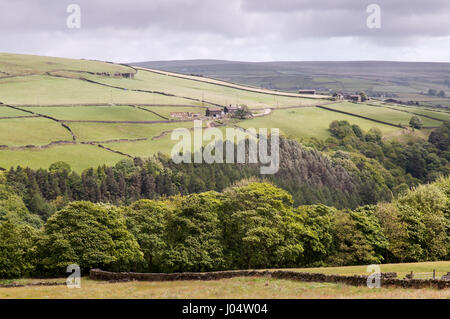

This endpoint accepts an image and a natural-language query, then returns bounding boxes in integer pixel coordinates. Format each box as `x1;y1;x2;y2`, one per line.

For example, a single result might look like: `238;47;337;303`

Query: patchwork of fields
1;53;448;171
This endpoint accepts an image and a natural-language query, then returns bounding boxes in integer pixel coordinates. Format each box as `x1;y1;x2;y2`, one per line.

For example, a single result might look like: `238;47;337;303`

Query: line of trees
318;120;450;185
3;136;398;222
0;178;448;279
2;121;449;224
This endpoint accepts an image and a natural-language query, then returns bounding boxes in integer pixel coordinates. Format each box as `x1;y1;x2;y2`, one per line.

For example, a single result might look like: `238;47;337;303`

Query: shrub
0;222;40;278
36;201;143;275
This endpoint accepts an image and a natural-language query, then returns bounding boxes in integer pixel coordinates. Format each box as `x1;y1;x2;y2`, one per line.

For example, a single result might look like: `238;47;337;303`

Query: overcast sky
1;0;449;63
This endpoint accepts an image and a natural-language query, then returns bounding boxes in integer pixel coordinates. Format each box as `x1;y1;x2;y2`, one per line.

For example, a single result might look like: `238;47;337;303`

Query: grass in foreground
1;261;448;299
0;277;448;299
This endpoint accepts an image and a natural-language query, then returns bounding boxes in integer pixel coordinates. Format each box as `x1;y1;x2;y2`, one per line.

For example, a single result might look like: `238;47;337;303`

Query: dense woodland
0;179;448;278
0;121;449;278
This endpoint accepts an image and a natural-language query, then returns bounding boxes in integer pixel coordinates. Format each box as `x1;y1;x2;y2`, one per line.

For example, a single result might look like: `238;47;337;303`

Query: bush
0;184;42;228
329;207;388;266
162;192;226;272
0;222;40;278
124;200;171;272
36;201;143;275
409;116;423;129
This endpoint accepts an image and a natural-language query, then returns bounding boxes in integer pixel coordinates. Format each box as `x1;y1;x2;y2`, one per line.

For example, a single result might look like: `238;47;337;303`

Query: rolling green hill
1;53;448;171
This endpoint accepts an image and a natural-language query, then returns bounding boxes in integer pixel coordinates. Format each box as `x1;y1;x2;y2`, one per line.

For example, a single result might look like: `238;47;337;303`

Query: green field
326;102;444;127
101;124;254;158
0;144;126;171
0;117;72;146
69;121;199;142
80;70;327;109
103;135;178;158
0;75;195;105
239;107;401;140
0;106;30;117
21;105;165;122
383;104;450;121
0;52;133;76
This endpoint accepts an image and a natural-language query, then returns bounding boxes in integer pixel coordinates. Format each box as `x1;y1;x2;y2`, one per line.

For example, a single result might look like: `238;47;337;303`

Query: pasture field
81;70;328;109
382;104;450;121
0;117;72;146
0;144;126;172
0;52;133;76
0;106;30;117
1;261;448;299
102;124;255;158
135;67;325;98
0;75;197;106
68;121;200;142
239;107;401;140
326;102;443;127
102;136;176;158
21;105;166;122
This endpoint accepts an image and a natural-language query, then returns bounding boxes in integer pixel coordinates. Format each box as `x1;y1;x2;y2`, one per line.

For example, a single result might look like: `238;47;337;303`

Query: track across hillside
134;66;329;100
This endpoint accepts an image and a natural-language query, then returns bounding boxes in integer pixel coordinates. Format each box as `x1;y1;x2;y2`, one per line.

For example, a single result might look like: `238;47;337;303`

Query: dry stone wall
89;269;450;289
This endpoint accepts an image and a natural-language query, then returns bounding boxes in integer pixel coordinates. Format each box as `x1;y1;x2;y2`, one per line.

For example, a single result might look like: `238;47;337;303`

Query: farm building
333;92;344;100
347;94;362;103
206;107;224;118
298;89;316;95
224;106;240;114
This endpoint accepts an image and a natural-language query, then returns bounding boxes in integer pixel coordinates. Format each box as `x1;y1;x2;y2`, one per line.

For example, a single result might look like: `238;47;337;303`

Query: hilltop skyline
0;0;449;63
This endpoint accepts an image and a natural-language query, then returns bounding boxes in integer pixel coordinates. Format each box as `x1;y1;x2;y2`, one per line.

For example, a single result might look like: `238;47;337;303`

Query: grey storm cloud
1;0;449;37
0;0;449;62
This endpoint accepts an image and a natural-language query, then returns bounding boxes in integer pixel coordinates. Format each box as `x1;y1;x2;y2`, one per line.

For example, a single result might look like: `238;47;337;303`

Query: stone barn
347;94;362;103
224;106;240;114
333;92;344;100
205;107;224;118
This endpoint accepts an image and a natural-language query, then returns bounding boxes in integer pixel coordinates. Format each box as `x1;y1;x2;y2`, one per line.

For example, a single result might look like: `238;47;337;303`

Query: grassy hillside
326;102;447;127
135;59;450;104
0;53;133;76
0;53;445;171
239;107;400;140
